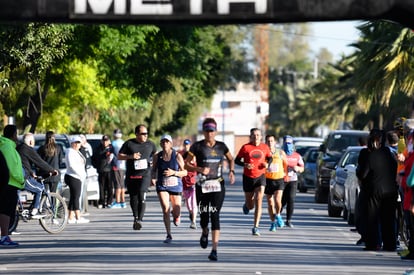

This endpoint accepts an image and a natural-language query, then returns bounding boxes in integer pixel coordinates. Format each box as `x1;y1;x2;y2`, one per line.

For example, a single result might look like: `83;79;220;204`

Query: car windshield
327;134;365;152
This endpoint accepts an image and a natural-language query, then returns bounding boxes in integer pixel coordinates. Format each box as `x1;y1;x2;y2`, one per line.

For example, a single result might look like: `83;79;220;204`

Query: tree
0;23;72;132
350;20;414;127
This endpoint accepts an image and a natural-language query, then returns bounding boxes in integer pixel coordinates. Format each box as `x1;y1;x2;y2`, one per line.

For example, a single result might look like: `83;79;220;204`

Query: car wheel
328;197;342;217
342;207;348;221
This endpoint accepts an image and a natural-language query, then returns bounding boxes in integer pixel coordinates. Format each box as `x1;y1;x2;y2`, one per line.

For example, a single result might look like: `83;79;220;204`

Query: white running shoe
76;217;90;224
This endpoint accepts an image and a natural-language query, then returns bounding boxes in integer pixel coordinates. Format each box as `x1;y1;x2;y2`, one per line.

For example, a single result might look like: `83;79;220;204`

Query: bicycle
9;176;69;234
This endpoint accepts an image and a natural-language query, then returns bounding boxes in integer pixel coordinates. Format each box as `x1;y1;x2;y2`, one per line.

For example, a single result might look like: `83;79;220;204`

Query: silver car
328;146;364;217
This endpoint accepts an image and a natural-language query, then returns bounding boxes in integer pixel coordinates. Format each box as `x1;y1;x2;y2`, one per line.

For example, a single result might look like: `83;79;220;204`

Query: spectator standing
92;135;114;208
235;128;272;236
0;125;24;247
184;118;235;261
109;129;127;208
281;135;304;228
356;129;398;251
66;136;89;224
179;139;198;229
17;133;58;218
152;134;187;243
79;134;93;214
400;129;414;260
118;125;157;231
264;134;288;231
37;131;63;193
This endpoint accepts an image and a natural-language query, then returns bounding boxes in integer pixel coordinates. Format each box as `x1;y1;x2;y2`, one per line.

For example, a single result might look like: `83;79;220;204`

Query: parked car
328;146;364;217
298;147;319;193
343;163;360;225
315;130;369;203
293;137;324;156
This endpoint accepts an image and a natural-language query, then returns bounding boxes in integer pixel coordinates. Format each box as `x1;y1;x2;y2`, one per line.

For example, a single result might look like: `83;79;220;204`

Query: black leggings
65;174;82;211
196;183;225;231
282;181;297;222
126;177;150;221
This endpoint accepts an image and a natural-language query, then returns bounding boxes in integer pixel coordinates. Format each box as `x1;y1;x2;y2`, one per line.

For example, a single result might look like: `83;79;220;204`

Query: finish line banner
0;0;413;27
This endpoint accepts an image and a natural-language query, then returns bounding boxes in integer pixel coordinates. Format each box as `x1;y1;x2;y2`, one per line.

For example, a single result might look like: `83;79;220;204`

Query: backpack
265;149;286;180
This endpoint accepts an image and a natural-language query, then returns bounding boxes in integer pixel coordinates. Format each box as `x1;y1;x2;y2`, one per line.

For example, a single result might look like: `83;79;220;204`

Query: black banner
0;0;413;28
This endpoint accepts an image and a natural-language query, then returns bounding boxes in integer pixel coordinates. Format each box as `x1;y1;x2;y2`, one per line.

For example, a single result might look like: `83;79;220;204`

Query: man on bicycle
17;133;58;219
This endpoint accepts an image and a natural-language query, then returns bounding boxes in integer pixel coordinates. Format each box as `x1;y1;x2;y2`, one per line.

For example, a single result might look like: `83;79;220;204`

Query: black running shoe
200;232;208;249
133;219;142;230
208;250;217;261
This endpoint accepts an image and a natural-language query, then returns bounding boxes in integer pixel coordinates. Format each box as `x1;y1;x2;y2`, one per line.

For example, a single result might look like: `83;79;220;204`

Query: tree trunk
23;78;47;133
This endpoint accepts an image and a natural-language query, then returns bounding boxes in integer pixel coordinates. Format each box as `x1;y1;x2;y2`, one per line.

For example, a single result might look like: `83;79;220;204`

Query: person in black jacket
356;128;398;251
37;131;63;193
92;135;114;208
17;133;58;218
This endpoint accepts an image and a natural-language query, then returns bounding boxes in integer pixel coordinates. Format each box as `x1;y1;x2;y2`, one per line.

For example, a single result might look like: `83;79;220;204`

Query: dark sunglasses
138;133;148;136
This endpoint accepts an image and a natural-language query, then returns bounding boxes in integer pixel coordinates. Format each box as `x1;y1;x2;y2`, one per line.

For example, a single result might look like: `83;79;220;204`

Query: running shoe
173;216;181;226
120;202;127;208
276;215;285;228
163;235;172;244
0;235;19;248
208;250;218;261
76;217;90;224
108;202;121;209
31;214;46;219
133;219;142;230
269;222;277;232
286;221;294;228
252;227;260;236
242;203;249;215
68;218;76;224
200;232;209;249
190;222;197;229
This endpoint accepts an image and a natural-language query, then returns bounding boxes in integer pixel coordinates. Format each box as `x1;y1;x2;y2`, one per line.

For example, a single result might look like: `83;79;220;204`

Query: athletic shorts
243;174;266;193
264;178;285;195
112;169;125;189
0;184;18;217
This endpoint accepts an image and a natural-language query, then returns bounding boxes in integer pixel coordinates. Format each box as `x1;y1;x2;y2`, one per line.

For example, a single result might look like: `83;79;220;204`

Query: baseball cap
113;129;122;138
160;134;173;143
203;122;217;132
283;135;293;144
184;139;191;145
70;135;82;144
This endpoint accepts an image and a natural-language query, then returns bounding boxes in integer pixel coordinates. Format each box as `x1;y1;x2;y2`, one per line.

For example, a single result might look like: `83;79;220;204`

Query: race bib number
134;159;148;170
162;176;178;187
268;163;280;173
201;179;222;193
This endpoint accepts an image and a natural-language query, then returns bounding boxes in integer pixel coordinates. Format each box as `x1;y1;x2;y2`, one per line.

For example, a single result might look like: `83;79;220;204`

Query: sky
310;20;362;61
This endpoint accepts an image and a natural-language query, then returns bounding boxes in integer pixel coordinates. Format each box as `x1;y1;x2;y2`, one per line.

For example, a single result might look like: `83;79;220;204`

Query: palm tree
350;20;414;127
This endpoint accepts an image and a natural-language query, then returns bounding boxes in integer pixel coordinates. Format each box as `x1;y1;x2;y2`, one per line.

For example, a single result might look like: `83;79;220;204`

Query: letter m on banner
74;0;173;15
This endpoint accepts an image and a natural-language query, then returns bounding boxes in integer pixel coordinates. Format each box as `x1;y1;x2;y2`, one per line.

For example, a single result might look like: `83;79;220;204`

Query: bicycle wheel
39;192;68;234
8;206;20;234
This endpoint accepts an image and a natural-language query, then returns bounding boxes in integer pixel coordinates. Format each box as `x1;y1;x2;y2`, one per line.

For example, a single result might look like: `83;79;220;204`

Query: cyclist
17;133;58;219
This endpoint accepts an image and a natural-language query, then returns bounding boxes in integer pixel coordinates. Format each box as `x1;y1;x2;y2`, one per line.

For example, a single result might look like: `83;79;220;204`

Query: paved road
1;169;414;275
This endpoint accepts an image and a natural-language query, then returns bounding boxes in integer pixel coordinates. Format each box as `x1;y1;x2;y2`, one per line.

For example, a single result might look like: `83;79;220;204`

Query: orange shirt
237;142;272;178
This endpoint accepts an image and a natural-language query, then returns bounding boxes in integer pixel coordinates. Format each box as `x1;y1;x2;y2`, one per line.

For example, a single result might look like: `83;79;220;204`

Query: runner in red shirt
235;128;272;236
